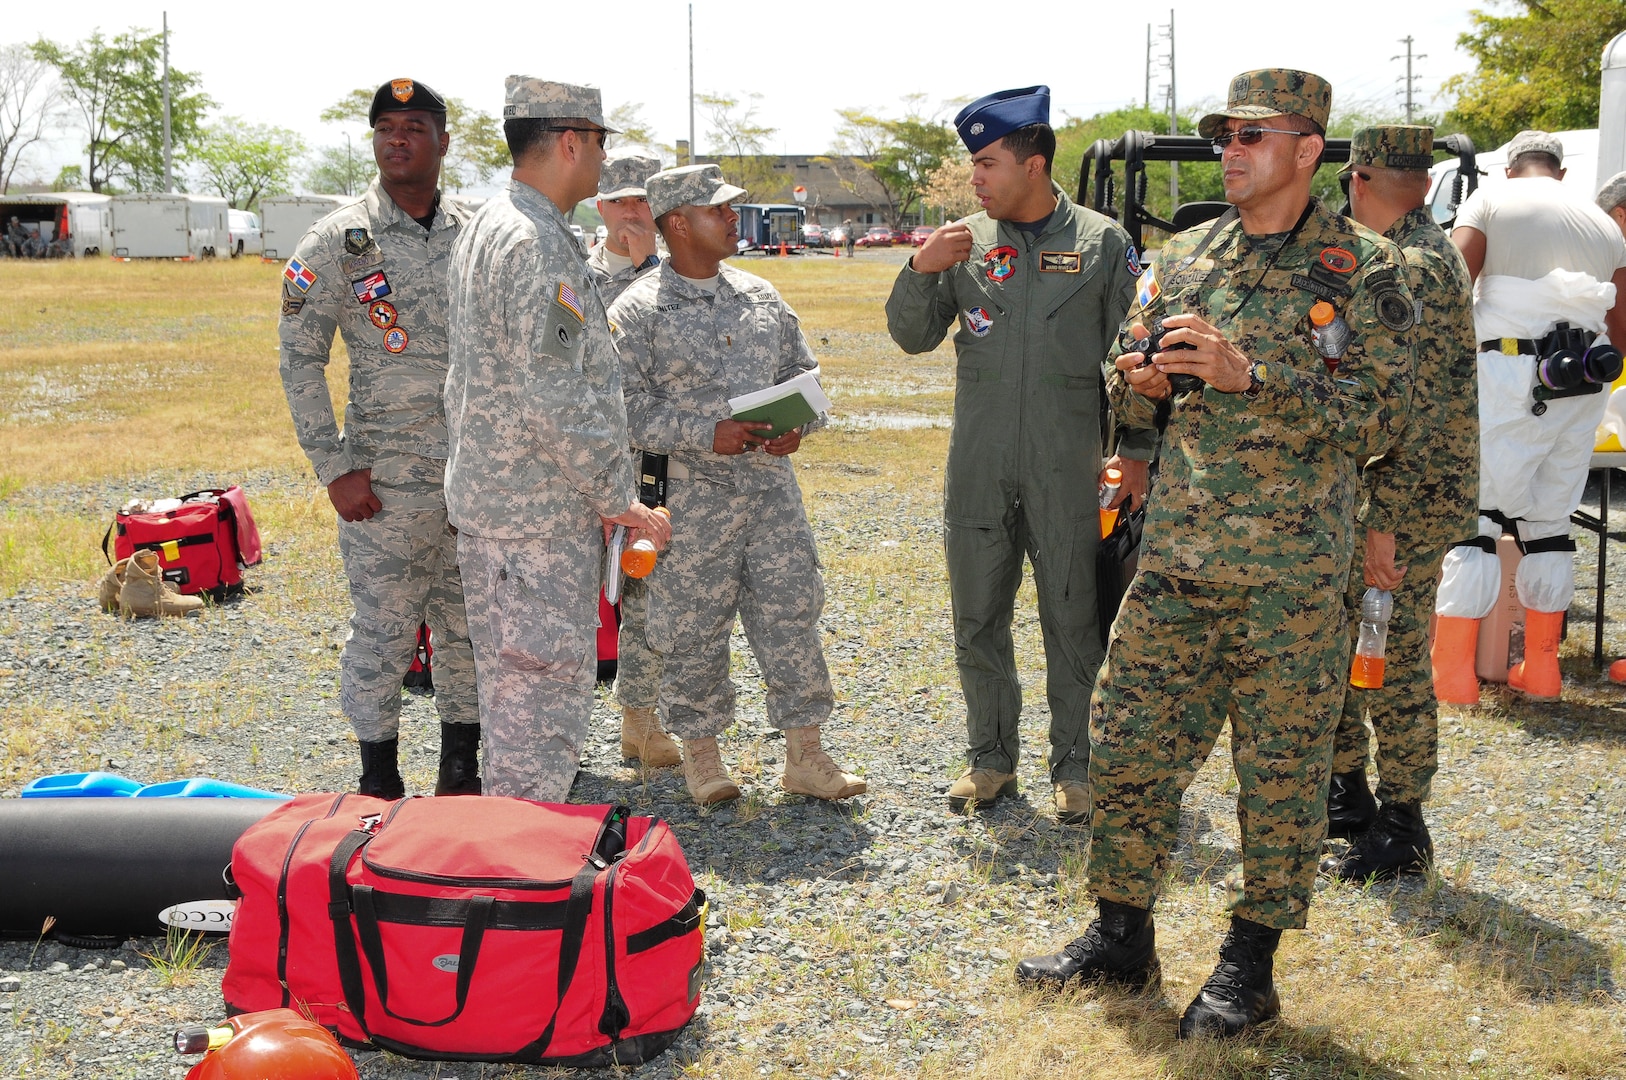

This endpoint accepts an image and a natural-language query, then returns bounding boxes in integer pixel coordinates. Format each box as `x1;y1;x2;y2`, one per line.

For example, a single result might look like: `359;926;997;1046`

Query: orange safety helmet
179;1008;358;1080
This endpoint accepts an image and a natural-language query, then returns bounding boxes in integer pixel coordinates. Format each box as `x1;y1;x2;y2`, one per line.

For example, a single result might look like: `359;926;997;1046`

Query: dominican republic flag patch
352;271;392;304
283;258;317;293
556;282;584;323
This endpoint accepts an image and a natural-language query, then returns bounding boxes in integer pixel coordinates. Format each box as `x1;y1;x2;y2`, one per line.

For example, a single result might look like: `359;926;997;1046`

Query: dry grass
2;254;1624;1077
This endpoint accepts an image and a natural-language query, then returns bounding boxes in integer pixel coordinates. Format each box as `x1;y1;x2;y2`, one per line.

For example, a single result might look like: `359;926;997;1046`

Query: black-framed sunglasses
547;126;611;149
1210;127;1308;153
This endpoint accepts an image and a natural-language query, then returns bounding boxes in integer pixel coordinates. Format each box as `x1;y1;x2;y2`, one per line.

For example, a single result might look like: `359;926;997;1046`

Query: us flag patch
352;272;392;304
556;282;584;323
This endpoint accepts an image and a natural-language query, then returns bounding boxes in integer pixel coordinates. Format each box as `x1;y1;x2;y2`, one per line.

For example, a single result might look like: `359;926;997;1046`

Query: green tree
188;118;304;211
1054;104;1225;238
607;102;660;156
832;99;957;226
320;89;509;190
1444;0;1626;151
32;28;211;193
303;144;372;197
698;92;789;200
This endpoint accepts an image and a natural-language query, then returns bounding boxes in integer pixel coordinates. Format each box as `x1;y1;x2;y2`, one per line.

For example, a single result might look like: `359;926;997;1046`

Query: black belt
1480;338;1540;355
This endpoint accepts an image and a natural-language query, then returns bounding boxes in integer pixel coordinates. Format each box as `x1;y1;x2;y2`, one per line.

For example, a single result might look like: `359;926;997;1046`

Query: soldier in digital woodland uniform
1319;126;1478;883
278;77;480;800
587;152;683;769
886;85;1141;826
1016;69;1416;1039
444;75;670;802
609;164;865;806
1431;132;1626;703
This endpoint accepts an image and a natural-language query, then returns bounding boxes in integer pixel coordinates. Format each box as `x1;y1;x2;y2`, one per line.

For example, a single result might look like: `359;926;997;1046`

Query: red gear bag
103;486;262;599
222;794;705;1067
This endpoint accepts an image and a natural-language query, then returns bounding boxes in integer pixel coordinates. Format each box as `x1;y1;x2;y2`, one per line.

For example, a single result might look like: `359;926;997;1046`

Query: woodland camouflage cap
1339;125;1435;176
1198;69;1332;139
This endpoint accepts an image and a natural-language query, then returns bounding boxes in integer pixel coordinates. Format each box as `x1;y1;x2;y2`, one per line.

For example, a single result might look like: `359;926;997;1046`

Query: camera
1537;341;1623;391
1129;317;1203;394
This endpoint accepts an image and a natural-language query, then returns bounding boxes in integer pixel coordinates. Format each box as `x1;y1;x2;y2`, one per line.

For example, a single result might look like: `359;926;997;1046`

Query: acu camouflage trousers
456;530;602;801
1334;530;1447;805
1088;571;1349;930
336;490;476;742
614;576;661;710
645;474;832;740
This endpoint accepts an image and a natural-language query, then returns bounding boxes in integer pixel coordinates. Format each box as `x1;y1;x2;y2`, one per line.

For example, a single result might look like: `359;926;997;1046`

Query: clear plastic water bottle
1310;301;1351;372
1349;586;1394;689
1098;467;1123;539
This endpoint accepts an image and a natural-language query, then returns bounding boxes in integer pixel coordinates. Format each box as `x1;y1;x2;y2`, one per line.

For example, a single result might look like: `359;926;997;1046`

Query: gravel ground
1;465;1623;1078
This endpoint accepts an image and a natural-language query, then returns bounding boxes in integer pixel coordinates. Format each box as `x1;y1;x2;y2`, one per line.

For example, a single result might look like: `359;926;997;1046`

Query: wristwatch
635;253;660;273
1243;361;1267;398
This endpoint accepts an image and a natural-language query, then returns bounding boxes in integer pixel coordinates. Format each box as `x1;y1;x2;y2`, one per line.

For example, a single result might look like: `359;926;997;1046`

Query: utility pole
1145;24;1152;110
1157;9;1178;208
688;4;695;164
161;11;173;193
1393;35;1427;124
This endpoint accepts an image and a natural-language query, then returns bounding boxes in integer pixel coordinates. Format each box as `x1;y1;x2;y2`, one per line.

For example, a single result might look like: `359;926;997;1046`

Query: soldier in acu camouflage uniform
1016;69;1416;1040
1320;126;1478;883
586;153;683;769
278;77;480;800
444;76;669;803
609;164;865;807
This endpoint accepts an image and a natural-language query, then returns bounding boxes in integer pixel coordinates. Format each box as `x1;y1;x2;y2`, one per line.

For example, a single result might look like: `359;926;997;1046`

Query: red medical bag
104;486;262;599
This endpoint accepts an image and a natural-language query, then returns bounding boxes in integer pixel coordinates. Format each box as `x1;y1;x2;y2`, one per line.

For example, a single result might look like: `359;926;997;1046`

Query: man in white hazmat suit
1432;131;1626;702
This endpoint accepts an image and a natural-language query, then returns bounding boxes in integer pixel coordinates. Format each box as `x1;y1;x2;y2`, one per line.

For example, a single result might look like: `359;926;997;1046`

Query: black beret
369;78;448;127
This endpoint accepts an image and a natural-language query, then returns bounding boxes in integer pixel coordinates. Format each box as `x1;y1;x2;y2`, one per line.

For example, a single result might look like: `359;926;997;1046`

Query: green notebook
731;392;818;438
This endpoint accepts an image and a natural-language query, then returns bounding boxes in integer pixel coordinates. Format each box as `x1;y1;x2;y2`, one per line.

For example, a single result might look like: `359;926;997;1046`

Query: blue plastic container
20;772;143;798
132;778;290;800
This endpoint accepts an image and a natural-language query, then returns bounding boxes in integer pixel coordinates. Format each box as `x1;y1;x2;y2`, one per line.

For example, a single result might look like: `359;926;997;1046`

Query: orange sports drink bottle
1098;467;1123;538
1349;587;1393;689
620;506;670;578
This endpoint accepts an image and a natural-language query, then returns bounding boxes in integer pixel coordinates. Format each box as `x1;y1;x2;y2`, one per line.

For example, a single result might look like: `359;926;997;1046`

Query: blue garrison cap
954;86;1051;153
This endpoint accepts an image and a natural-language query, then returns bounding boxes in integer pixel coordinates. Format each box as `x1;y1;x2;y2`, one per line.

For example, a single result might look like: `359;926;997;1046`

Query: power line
1393;36;1428;123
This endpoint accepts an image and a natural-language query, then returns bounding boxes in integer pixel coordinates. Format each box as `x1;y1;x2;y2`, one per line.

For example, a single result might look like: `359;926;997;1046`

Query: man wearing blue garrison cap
886;84;1144;825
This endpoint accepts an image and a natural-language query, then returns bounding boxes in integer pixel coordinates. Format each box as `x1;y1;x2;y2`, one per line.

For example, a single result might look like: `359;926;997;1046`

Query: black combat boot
1321;800;1432;882
1325;768;1378;839
1014;898;1160;991
357;738;406;800
434;722;483;796
1179;917;1282;1039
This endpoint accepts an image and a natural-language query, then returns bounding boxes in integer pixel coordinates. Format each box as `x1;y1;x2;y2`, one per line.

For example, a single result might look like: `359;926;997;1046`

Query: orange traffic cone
1431;615;1482;705
779;240;787;257
1508;608;1564;700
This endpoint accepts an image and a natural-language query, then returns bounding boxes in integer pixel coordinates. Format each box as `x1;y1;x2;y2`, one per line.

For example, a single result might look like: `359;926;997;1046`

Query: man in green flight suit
1015;69;1416;1039
885;85;1144;825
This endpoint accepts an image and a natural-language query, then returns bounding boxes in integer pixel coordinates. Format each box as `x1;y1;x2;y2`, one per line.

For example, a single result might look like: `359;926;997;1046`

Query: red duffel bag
104;486;262;599
222;793;705;1068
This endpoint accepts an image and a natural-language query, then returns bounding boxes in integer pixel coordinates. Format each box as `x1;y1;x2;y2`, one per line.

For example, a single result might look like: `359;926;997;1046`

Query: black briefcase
1096;505;1145;643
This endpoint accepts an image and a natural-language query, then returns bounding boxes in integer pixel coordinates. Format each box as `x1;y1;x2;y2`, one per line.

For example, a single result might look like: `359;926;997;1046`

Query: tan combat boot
1054;779;1091;827
946;768;1017;813
682;737;741;806
98;556;135;612
782;726;866;800
621;706;682;767
118;550;204;618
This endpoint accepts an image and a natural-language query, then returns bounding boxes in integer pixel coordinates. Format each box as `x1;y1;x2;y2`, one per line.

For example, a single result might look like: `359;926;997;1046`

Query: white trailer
260;194;352;260
109;193;231;260
0;192;112;257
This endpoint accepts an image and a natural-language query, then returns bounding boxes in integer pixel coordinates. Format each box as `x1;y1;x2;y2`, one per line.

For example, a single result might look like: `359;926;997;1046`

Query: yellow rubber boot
1508;609;1564;700
1430;616;1481;705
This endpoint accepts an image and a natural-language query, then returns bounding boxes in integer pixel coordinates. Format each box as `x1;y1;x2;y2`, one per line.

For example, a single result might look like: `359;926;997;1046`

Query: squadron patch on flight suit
984;245;1018;283
964;307;993;337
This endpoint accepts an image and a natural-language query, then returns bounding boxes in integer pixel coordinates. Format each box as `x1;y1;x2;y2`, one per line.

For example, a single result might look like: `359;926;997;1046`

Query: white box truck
109;193;231;259
0;192;112;257
260;194;352;261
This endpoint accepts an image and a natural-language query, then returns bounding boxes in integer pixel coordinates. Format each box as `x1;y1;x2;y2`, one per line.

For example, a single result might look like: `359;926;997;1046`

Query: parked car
569;223;588;252
889;227;910;245
826;225;849;247
803;222;827;247
227;209;263;257
909;225;935;246
854;226;894;248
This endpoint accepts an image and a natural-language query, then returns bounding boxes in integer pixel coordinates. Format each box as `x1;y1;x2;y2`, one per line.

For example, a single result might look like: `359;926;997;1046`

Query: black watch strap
635;254;660;272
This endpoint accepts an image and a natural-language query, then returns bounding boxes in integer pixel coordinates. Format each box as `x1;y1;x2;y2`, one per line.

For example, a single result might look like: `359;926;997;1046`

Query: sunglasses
1211;127;1309;152
547;126;611;150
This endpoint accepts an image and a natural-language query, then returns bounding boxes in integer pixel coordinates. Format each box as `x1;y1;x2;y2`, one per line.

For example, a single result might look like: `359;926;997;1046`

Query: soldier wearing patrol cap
587;151;683;770
1017;69;1416;1040
278;76;482;800
885;85;1142;827
444;76;669;803
1320;126;1478;883
1598;170;1626;236
609;164;865;807
1432;132;1626;704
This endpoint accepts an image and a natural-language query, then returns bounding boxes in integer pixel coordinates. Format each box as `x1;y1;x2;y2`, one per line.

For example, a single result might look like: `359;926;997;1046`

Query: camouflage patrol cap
647;164;747;219
368;78;447;127
1338;125;1435;176
598;154;661;200
1506;129;1563;167
1598;171;1626;212
1198;69;1332;139
502;76;618;130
